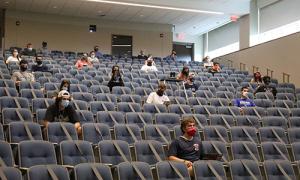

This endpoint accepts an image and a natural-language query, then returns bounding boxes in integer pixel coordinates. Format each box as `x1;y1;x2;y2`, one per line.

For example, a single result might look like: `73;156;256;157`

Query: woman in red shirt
75;56;92;70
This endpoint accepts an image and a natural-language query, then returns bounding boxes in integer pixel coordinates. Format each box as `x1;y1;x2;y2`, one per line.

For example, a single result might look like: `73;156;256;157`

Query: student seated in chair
234;86;255;114
43;90;81;135
146;83;170;105
168;117;203;176
141;56;158;73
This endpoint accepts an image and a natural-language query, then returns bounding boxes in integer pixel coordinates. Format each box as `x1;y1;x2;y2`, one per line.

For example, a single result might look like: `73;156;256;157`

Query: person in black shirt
137;50;148;60
22;43;37;56
31;55;49;72
208;62;221;76
168;117;203;176
254;76;277;97
43;90;81;134
107;65;124;92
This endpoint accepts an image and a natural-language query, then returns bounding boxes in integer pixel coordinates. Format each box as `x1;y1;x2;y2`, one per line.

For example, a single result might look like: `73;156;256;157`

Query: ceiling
0;0;251;36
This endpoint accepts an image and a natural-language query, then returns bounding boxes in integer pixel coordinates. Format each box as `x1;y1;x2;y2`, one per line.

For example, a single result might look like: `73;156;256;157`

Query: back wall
4;10;173;57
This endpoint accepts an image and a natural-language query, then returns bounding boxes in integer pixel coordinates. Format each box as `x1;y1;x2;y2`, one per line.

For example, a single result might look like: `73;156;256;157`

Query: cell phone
203;153;223;160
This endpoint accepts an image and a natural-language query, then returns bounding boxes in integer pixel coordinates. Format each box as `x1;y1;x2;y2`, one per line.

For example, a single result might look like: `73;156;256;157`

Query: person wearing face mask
254;76;277;97
6;49;21;64
93;45;103;59
51;80;71;99
141;57;158;73
88;51;99;63
146;83;170;105
107;65;124;92
31;55;49;72
208;62;221;76
43;90;81;134
168;117;204;176
75;56;93;70
12;60;35;87
22;43;37;56
234;87;255;114
250;71;263;84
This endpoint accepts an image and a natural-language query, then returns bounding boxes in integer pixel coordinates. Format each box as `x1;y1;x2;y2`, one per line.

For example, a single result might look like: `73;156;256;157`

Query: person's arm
43;107;54;127
168;141;192;167
146;93;154;104
30;73;35;82
233;99;240;107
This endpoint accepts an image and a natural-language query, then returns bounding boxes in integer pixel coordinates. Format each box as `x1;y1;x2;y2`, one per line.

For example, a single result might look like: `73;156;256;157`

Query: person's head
19;60;28;72
81;56;88;62
253;72;262;82
147;59;153;66
12;49;18;57
90;51;96;58
56;90;71;108
171;50;176;56
140;50;144;55
112;65;120;76
181;117;197;137
181;66;189;76
263;76;271;85
35;55;43;65
157;83;167;96
241;86;249;98
59;79;70;91
27;43;33;50
212;62;220;70
94;45;99;52
188;73;195;82
42;41;47;48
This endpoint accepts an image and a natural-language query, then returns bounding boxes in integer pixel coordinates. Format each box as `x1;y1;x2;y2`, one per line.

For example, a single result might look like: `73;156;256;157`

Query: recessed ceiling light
87;0;224;15
5;1;9;4
98;10;102;13
140;14;144;17
53;6;57;9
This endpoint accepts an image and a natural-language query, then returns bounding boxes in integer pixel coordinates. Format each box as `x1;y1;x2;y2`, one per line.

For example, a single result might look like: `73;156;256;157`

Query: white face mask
91;55;95;58
28;48;33;51
61;100;70;108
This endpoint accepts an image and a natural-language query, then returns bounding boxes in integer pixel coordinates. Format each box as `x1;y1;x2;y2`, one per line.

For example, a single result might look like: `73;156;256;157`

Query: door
173;42;194;62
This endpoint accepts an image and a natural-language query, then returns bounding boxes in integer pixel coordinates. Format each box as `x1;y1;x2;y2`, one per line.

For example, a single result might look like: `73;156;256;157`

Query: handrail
266;68;274;78
283;73;290;83
252;66;259;73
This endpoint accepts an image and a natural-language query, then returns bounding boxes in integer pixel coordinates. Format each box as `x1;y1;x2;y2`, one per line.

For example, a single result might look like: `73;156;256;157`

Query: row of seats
2;159;300;180
2;119;300;145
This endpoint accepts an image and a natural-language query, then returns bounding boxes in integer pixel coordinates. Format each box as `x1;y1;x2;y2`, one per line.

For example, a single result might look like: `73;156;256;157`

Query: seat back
193;160;226;180
259;127;288;144
126;112;152;129
98;140;131;165
9;122;43;143
203;126;229;143
264;160;296;180
156;161;191;180
230;160;262;180
155;113;181;129
19;140;57;168
74;163;113;180
261;142;290;161
117;161;153;180
114;124;142;145
144;125;171;145
2;108;32;125
0;141;14;166
202;141;229;162
60;140;95;166
47;122;78;144
134;140;165;166
231;141;260;161
0;167;22;180
96;111;125;128
82;123;111;145
28;165;70;180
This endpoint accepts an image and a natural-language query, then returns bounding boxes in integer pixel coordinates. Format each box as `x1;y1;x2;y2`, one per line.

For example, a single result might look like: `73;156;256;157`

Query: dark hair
263;76;271;84
213;62;220;66
59;80;71;91
241;86;249;92
19;60;28;65
181;117;196;133
253;72;262;82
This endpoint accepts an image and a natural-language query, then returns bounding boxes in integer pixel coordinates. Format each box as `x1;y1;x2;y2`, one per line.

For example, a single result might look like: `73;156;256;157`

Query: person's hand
239;107;245;115
184;160;193;168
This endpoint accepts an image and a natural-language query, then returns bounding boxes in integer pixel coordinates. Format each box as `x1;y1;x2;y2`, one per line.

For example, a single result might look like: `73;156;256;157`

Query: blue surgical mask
61;100;69;108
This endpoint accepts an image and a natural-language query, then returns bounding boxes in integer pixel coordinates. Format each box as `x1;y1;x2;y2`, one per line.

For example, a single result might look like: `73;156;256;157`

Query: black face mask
157;90;164;96
147;62;152;66
20;66;27;72
36;61;42;65
94;48;99;51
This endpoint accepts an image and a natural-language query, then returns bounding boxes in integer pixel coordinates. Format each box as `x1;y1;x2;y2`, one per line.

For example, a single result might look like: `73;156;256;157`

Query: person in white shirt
88;51;99;63
6;49;21;64
141;56;158;73
146;83;170;105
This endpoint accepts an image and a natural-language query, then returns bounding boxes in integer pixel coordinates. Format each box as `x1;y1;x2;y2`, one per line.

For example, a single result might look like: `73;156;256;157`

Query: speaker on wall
89;25;96;32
